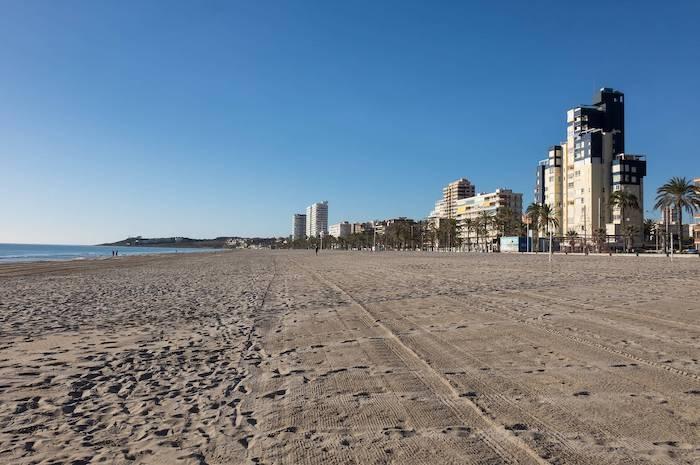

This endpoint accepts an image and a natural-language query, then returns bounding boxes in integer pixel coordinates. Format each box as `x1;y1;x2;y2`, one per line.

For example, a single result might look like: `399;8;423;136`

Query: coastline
0;250;225;278
0;243;225;265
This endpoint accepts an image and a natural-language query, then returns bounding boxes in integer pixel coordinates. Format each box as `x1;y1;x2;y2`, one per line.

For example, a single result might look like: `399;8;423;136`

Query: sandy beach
0;250;698;464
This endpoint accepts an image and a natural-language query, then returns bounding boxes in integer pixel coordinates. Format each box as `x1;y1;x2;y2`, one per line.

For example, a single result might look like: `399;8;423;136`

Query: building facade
443;178;475;219
694;178;700;250
351;222;368;234
305;201;329;238
454;189;523;249
429;178;476;220
292;213;306;240
534;159;548;205
535;88;647;246
329;221;351;238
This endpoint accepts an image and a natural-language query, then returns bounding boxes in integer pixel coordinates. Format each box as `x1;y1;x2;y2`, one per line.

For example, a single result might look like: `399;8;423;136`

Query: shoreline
0;246;226;266
0;250;226;278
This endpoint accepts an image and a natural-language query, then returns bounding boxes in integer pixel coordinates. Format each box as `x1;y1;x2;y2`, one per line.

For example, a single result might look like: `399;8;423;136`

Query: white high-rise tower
305;201;328;238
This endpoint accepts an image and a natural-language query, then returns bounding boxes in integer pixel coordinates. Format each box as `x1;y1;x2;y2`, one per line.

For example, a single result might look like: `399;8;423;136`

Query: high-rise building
292;214;306;240
305;201;329;238
429;178;475;220
535;88;647;247
443;178;476;219
534;159;548;205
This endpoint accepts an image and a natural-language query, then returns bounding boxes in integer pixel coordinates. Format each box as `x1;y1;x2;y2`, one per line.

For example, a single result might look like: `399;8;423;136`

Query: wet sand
0;250;698;464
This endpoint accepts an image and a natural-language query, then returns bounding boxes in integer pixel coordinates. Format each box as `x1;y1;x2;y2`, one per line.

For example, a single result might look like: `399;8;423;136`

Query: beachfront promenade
1;250;698;464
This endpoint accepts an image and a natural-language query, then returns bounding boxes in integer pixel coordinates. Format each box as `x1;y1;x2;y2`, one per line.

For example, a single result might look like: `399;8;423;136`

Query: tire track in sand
465;293;700;383
371;298;681;465
290;257;548;465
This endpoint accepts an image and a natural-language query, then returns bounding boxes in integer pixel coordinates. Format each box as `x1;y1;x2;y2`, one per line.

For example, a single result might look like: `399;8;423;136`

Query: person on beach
315;244;319;255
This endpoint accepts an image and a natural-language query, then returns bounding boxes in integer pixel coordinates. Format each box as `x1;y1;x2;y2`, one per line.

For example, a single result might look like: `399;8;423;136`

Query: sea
0;243;219;263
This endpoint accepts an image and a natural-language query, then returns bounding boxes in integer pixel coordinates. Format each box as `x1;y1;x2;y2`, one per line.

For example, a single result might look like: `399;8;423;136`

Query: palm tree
526;203;541;252
493;208;514;238
538;204;559;234
621;225;639;253
538;204;559;253
566;230;579;252
462;218;475;251
477;211;494;252
643;218;656;242
654;177;700;252
609;190;640;252
591;228;606;253
428;222;438;251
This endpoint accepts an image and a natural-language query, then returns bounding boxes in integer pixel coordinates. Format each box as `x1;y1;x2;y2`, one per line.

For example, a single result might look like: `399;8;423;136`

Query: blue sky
1;1;698;244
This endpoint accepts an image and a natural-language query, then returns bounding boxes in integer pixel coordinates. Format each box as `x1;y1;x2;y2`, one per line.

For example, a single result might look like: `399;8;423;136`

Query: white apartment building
329;221;351;238
305;201;328;238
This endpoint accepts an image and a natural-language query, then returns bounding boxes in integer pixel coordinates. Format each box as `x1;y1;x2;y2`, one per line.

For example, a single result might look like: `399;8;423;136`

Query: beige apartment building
443;178;475;219
430;178;475;220
536;88;647;247
454;189;522;249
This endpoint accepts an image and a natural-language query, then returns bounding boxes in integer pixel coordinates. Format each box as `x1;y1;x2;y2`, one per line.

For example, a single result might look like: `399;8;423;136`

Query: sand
0;250;698;465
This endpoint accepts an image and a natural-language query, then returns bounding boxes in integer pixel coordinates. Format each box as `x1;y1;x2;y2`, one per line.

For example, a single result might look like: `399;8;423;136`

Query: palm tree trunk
620;206;625;252
677;202;683;252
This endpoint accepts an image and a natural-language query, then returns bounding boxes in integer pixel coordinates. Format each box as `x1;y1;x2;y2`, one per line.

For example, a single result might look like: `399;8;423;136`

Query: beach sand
0;250;698;464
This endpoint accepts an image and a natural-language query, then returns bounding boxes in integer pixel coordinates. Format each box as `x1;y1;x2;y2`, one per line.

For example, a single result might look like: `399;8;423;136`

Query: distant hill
98;236;285;249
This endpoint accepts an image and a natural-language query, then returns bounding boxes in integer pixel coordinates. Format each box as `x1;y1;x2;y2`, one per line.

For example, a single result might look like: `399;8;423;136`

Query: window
631;176;637;183
631;166;637;173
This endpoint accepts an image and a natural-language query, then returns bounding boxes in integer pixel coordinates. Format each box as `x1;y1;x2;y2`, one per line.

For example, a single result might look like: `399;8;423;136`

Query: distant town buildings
306;201;329;238
285;89;662;253
534;88;647;247
292;213;306;240
329;221;351;238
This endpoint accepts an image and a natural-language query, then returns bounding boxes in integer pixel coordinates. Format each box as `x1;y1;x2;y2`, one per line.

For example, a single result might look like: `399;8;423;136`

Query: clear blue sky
2;1;698;244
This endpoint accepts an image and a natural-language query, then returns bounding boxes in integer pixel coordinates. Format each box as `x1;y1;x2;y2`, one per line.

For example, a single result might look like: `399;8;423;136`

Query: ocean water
0;243;219;263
